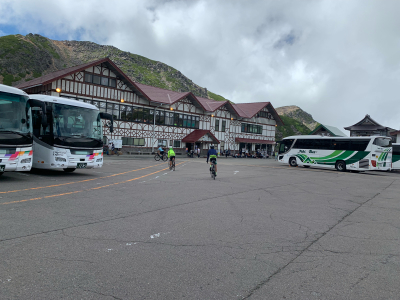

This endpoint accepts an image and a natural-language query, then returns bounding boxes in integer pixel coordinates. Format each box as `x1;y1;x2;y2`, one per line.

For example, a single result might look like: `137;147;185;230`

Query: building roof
309;124;347;137
181;130;220;143
235;137;275;144
15;57;149;101
15;57;283;125
390;130;400;136
232;102;284;126
344;114;395;131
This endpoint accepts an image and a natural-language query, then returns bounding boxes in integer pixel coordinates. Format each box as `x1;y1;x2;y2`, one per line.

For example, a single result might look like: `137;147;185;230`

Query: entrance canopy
235;138;275;144
182;130;220;144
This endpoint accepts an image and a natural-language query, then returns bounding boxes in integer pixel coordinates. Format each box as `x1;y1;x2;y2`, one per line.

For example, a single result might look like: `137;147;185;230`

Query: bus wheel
335;161;346;172
63;168;76;173
289;157;298;167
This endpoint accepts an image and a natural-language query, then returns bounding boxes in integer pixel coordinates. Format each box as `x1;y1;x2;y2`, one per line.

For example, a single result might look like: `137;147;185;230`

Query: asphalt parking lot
1;156;399;300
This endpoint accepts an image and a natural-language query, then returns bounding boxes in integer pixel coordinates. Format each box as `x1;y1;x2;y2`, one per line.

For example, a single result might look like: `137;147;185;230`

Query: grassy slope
0;34;231;102
275;115;312;140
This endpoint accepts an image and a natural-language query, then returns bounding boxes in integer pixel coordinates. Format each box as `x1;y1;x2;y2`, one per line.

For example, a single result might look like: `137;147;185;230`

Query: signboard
199;134;213;142
108;139;122;148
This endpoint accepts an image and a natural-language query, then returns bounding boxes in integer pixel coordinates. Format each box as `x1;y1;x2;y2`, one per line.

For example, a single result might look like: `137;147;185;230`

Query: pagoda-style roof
344;114;393;131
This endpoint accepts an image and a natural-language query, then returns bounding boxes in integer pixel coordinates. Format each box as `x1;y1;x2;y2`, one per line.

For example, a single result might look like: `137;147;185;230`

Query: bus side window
332;140;350;150
393;145;400;156
349;140;369;151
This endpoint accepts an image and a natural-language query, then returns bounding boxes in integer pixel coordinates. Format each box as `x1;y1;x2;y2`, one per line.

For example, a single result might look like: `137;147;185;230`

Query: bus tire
63;168;76;173
289;157;298;167
335;161;346;172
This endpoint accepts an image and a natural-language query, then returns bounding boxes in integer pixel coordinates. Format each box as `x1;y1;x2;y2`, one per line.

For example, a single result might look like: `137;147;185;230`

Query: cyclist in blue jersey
206;144;218;176
158;146;165;158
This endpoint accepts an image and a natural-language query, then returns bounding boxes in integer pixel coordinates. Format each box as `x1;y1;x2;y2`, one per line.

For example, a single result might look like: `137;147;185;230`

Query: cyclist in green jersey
168;146;176;170
206;145;218;176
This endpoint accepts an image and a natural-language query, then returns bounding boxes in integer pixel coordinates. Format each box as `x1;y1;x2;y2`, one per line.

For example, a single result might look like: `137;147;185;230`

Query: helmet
210;144;215;149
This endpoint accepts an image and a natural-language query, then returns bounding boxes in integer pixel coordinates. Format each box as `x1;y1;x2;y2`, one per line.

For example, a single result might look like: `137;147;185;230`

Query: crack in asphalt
240;178;397;299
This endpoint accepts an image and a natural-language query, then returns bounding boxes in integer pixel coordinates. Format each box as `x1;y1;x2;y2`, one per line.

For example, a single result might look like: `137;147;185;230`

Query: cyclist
168;146;176;170
158;145;165;159
206;144;218;176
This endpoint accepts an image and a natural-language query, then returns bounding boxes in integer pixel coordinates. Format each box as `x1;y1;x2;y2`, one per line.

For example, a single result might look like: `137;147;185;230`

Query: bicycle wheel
212;170;215;180
173;160;175;171
162;154;168;162
154;154;160;161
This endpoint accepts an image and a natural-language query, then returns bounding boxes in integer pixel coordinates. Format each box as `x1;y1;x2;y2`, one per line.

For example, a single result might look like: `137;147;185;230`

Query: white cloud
1;0;400;130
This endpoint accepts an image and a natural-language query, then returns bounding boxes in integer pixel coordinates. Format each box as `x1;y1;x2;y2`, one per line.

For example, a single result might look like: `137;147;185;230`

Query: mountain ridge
0;33;318;140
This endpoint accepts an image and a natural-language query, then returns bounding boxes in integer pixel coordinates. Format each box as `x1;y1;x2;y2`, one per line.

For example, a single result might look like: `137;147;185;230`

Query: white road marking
150;233;160;239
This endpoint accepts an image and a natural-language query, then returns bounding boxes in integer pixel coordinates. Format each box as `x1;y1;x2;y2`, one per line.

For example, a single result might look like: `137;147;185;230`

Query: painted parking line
0;163;169;195
0;161;187;206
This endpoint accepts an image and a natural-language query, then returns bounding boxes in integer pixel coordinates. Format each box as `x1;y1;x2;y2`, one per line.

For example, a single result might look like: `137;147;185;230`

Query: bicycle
210;162;216;180
154;152;168;162
169;157;175;171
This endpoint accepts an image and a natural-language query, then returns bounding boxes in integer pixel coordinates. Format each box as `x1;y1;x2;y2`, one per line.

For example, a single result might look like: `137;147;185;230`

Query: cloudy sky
1;0;400;131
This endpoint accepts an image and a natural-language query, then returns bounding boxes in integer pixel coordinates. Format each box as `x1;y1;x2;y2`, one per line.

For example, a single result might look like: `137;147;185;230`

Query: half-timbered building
16;58;283;155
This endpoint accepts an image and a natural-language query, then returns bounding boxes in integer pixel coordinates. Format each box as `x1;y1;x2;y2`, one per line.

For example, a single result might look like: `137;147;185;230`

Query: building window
134;138;145;146
241;123;262;134
101;77;109;86
122;137;145;146
158;139;167;147
222;120;226;132
174;140;181;148
122;137;134;145
84;72;118;88
215;119;220;131
93;75;101;85
109;78;116;88
84;73;92;83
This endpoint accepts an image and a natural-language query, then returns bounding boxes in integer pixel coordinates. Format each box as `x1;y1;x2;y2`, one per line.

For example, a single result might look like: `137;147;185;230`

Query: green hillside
275;115;313;140
0;34;228;102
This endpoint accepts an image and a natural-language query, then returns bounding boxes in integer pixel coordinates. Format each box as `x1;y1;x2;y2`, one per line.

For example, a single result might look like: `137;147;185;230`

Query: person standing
197;147;200;158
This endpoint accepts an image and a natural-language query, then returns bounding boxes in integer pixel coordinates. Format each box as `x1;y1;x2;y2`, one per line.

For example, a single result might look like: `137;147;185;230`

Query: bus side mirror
100;112;114;133
28;99;48;128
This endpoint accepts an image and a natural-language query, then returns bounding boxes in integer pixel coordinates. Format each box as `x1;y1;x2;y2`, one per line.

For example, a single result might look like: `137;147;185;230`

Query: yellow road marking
0;163;165;195
1;162;185;206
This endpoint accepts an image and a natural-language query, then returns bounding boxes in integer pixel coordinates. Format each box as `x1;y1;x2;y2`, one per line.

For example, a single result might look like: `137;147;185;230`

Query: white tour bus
277;135;392;172
392;143;400;170
29;95;113;172
0;84;46;176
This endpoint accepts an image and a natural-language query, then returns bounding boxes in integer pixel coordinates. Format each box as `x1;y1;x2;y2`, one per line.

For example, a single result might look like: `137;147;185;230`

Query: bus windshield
278;139;294;154
53;103;102;140
0;91;30;134
373;137;391;148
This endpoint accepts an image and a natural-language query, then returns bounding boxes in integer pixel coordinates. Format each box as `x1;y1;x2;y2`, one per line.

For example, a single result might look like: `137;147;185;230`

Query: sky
1;0;400;132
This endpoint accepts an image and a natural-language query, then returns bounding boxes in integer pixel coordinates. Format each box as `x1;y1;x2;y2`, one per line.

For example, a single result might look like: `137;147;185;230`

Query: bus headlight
20;158;31;164
55;157;67;162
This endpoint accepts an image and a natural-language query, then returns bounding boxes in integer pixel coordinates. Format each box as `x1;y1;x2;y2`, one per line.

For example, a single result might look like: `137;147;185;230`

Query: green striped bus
277;135;392;172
